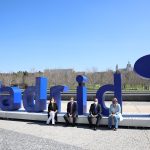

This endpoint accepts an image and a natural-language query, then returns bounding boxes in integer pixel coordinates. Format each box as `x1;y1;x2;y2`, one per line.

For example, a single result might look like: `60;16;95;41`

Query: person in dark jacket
46;97;58;125
88;98;102;130
64;97;78;127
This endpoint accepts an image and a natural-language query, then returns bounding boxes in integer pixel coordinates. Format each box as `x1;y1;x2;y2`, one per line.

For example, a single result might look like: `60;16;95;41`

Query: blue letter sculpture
134;54;150;79
76;75;88;115
96;72;122;116
0;87;21;111
0;81;2;89
23;77;47;112
50;85;69;113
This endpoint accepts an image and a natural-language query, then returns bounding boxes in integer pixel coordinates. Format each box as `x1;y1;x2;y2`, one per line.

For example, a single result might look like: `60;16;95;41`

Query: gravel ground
0;128;82;150
0;119;150;150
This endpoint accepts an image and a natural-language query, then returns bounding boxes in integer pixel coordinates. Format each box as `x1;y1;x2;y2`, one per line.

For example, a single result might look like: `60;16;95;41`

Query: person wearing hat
108;98;123;131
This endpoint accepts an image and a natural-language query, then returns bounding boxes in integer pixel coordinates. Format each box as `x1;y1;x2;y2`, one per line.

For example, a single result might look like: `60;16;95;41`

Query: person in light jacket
108;98;123;131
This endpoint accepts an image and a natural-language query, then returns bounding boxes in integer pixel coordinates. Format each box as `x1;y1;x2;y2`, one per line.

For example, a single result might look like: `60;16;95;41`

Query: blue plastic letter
76;75;88;115
50;85;69;113
96;72;122;116
0;87;21;111
23;77;47;112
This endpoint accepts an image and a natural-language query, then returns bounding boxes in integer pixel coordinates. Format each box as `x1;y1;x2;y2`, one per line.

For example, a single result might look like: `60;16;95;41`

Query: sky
0;0;150;73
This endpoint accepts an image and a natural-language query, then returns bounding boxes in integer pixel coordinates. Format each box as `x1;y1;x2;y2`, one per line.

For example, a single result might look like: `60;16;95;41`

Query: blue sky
0;0;150;72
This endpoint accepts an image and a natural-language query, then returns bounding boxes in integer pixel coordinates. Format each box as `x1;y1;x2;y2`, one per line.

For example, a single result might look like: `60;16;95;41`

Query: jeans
47;111;56;125
108;114;120;129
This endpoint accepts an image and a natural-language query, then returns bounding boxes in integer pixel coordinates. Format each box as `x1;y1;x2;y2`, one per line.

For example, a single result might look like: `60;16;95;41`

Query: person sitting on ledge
46;97;58;125
88;98;102;131
64;97;78;127
108;98;123;131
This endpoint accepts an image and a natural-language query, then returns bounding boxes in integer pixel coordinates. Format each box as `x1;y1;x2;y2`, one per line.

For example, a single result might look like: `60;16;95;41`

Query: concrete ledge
0;110;150;127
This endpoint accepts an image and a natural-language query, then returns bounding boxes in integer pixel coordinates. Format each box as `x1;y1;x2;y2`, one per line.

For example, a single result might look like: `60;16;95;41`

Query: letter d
96;72;122;116
23;77;47;112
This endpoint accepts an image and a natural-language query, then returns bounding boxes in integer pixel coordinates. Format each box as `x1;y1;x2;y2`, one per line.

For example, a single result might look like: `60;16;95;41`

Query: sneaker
64;124;68;127
94;127;97;131
113;128;117;131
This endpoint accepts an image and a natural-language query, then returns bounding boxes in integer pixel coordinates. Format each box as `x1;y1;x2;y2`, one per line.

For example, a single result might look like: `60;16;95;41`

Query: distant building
49;69;74;73
115;62;133;72
76;72;86;75
126;61;133;71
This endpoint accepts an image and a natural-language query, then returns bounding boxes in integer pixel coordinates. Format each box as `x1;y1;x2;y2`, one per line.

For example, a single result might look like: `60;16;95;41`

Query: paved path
59;101;150;113
0;119;150;150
